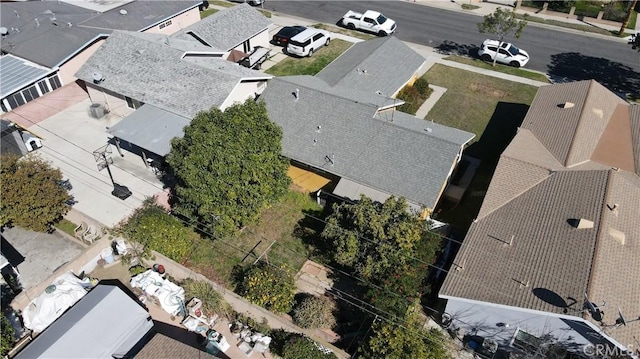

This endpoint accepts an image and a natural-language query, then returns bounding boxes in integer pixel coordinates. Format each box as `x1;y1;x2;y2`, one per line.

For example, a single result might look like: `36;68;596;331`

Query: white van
286;28;330;57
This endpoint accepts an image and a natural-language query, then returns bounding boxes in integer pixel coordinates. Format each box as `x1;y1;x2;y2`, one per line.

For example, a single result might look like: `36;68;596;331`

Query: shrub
292;295;337;329
282;335;338;359
115;198;194;263
413;78;432;97
238;263;296;314
182;278;232;318
129;265;147;276
603;2;627;22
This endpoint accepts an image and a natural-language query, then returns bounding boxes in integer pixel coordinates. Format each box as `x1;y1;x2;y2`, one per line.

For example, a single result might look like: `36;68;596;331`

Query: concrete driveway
22;94;167;227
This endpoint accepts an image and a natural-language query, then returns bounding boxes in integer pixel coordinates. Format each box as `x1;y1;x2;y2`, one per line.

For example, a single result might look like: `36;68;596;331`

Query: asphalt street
267;1;640;96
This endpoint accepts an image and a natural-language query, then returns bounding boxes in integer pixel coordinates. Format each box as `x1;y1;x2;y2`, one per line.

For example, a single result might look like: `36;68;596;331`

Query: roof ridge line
474;158;556;221
316;37;385;81
564;80;595;167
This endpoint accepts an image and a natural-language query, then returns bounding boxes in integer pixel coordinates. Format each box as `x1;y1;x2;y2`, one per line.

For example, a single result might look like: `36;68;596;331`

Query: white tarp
22;271;91;332
130;270;185;316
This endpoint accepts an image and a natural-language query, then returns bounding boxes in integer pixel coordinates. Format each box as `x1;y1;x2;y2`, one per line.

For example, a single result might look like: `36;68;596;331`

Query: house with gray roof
260;36;462;214
261;76;474;213
0;0;201;113
316;36;426;98
75;30;271;157
174;4;271;56
439;80;640;358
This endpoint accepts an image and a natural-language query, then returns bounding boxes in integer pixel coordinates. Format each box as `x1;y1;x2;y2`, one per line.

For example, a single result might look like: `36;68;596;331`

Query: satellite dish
583;293;604;322
119;9;128;15
616;306;627;326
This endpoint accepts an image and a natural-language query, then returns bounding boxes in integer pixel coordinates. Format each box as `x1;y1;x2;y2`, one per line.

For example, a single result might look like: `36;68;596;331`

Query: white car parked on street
477;39;530;68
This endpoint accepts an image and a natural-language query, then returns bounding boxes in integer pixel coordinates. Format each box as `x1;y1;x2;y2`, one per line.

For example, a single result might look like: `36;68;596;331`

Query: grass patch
514;13;614;36
313;23;376;40
461;4;480;10
186;190;321;286
265;39;353;76
55;218;78;237
211;0;234;7
628;10;637;29
424;64;538;231
258;10;271;18
422;63;537;144
444;55;551;83
200;8;218;18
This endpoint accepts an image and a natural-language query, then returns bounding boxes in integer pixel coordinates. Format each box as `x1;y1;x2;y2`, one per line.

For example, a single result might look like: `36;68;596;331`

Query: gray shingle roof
134;333;214;359
261;77;474;210
107;105;190;156
0;1;104;68
0;1;200;68
441;81;640;347
78;1;200;32
0;55;55;98
174;4;271;51
315;36;426;97
631;104;640;176
76;31;268;118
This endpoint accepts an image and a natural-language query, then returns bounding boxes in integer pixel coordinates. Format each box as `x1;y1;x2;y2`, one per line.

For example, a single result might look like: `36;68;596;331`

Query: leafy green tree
282;335;338;359
1;312;15;357
322;196;425;280
0;154;70;232
360;300;450;359
477;8;528;66
239;263;295;314
293;295;337;329
116;198;194;263
167;100;291;238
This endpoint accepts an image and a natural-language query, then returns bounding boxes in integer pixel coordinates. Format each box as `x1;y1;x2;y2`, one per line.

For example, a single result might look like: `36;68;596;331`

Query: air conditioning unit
89;103;106;119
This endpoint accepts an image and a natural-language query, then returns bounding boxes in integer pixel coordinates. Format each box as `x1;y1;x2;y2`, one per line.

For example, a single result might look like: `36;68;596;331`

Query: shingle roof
261;77;474;210
316;36;426;97
174;4;271;51
0;55;55;98
441;81;640;347
0;1;104;68
76;31;269;118
78;1;200;32
631;105;640;176
134;333;214;359
521;80;627;167
0;1;199;68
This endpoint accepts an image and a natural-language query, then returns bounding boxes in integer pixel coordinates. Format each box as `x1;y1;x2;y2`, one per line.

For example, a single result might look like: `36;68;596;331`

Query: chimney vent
568;218;594;229
293;88;299;100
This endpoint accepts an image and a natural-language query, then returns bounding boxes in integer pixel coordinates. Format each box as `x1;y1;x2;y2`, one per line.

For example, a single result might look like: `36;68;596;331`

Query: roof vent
92;72;104;84
609;228;626;245
0;27;8;36
315;125;321;133
293;88;299;100
425;128;433;133
568;218;594;229
120;9;128;15
592;108;603;118
561;102;575;109
607;203;619;211
67;22;73;28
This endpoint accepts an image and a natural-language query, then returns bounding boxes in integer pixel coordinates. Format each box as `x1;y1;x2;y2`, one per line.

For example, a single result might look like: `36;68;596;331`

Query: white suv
478;39;530;68
286;28;331;57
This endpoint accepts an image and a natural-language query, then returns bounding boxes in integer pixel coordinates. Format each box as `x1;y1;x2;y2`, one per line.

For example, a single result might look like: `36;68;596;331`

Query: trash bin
101;247;115;264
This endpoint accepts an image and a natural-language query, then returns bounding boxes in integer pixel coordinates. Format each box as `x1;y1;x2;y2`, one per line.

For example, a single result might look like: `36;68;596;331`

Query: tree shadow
435;40;478;57
548;52;640;99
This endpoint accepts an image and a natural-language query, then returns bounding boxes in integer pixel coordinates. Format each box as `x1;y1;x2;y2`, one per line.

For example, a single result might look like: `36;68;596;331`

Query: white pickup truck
341;10;397;36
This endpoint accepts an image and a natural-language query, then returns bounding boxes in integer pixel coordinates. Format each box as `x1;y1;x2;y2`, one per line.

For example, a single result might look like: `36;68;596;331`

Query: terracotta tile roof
441;81;640;346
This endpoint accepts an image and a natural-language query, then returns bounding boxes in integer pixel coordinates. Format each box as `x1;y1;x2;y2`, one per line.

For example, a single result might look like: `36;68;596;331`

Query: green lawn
55;218;78;237
444;55;551;83
201;2;271;18
423;64;538;231
265;39;353;76
200;8;218;18
186;190;321;286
